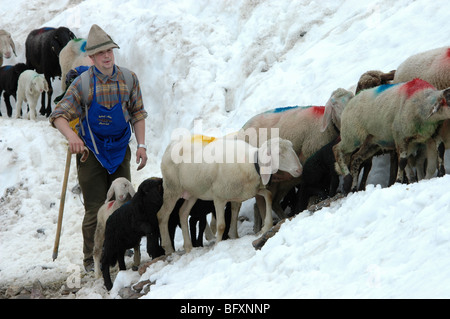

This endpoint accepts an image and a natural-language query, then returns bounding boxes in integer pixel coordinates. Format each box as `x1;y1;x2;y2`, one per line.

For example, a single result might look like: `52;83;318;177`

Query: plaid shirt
49;65;147;127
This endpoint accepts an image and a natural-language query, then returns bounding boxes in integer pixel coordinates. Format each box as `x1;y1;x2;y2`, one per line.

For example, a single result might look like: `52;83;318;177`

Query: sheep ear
129;187;136;198
257;138;279;185
9;36;16;56
106;187;115;203
320;100;333;132
260;173;271;185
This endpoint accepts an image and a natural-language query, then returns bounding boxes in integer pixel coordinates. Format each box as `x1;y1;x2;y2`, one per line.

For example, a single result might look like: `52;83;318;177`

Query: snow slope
1;0;450;299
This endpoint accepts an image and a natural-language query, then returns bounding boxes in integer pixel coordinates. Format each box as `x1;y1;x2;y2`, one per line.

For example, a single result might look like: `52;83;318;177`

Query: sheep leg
39;90;46;116
253;195;265;233
204;220;215;241
179;198;197;253
349;145;381;192
424;139;437;179
214;199;228;242
189;216;199;247
4;93;14;117
388;152;398;186
157;194;179;255
132;244;141;271
436;139;446;177
197;215;207;247
258;189;273;234
348;136;380;192
228;202;241;239
15;95;23;119
357;159;372;191
118;251;126;270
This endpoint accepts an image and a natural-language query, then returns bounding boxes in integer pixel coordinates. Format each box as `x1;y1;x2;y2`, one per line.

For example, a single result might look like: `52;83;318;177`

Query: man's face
90;48;115;73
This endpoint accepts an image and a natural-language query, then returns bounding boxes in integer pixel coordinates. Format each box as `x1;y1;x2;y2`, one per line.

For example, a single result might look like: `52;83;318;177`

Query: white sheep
0;30;16;66
15;70;49;120
393;46;450;179
238;88;354;231
93;177;136;279
59;38;93;91
157;135;303;255
334;78;450;193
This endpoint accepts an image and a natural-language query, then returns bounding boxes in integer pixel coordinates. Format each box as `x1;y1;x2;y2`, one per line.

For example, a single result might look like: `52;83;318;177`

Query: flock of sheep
97;45;450;291
1;26;450;291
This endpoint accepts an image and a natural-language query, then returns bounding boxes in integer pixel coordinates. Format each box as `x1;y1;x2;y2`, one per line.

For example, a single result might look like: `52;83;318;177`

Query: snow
1;0;450;299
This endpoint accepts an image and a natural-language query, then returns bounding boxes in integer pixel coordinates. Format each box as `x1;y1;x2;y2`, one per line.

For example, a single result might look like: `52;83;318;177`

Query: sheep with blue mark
393;47;450;179
237;88;354;231
59;38;93;91
333;78;450;193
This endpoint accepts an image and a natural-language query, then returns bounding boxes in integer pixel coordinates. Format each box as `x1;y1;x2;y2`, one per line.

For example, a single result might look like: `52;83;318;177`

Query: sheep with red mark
393;47;450;179
93;177;136;279
334;78;450;193
237;88;354;231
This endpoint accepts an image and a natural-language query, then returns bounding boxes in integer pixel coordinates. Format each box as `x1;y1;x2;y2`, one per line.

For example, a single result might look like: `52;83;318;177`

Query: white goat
0;30;16;66
93;177;136;279
59;38;93;90
15;70;49;120
157;135;302;255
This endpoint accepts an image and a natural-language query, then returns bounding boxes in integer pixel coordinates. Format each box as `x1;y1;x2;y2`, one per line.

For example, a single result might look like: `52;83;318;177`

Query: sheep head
425;87;450;120
355;70;396;94
105;177;136;203
320;88;354;132
30;74;49;94
0;30;16;59
257;137;302;185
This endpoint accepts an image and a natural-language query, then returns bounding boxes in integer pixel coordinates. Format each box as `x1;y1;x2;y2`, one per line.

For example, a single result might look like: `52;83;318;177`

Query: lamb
25;26;76;117
333;78;450;193
15;70;49;120
157;135;302;255
238;88;354;232
0;30;16;66
101;177;165;291
290;137;340;215
93;177;136;279
393;46;450;179
0;63;32;117
59;38;93;91
355;70;396;94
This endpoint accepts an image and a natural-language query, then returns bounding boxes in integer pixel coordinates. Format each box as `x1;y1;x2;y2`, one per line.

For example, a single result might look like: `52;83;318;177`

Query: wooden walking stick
52;146;89;261
52;147;72;261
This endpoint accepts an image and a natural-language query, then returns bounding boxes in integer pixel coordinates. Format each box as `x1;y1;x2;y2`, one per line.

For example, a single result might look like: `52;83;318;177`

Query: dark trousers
76;146;131;267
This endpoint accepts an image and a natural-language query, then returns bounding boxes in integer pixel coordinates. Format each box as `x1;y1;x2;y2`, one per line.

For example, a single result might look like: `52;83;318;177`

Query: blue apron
81;74;131;174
